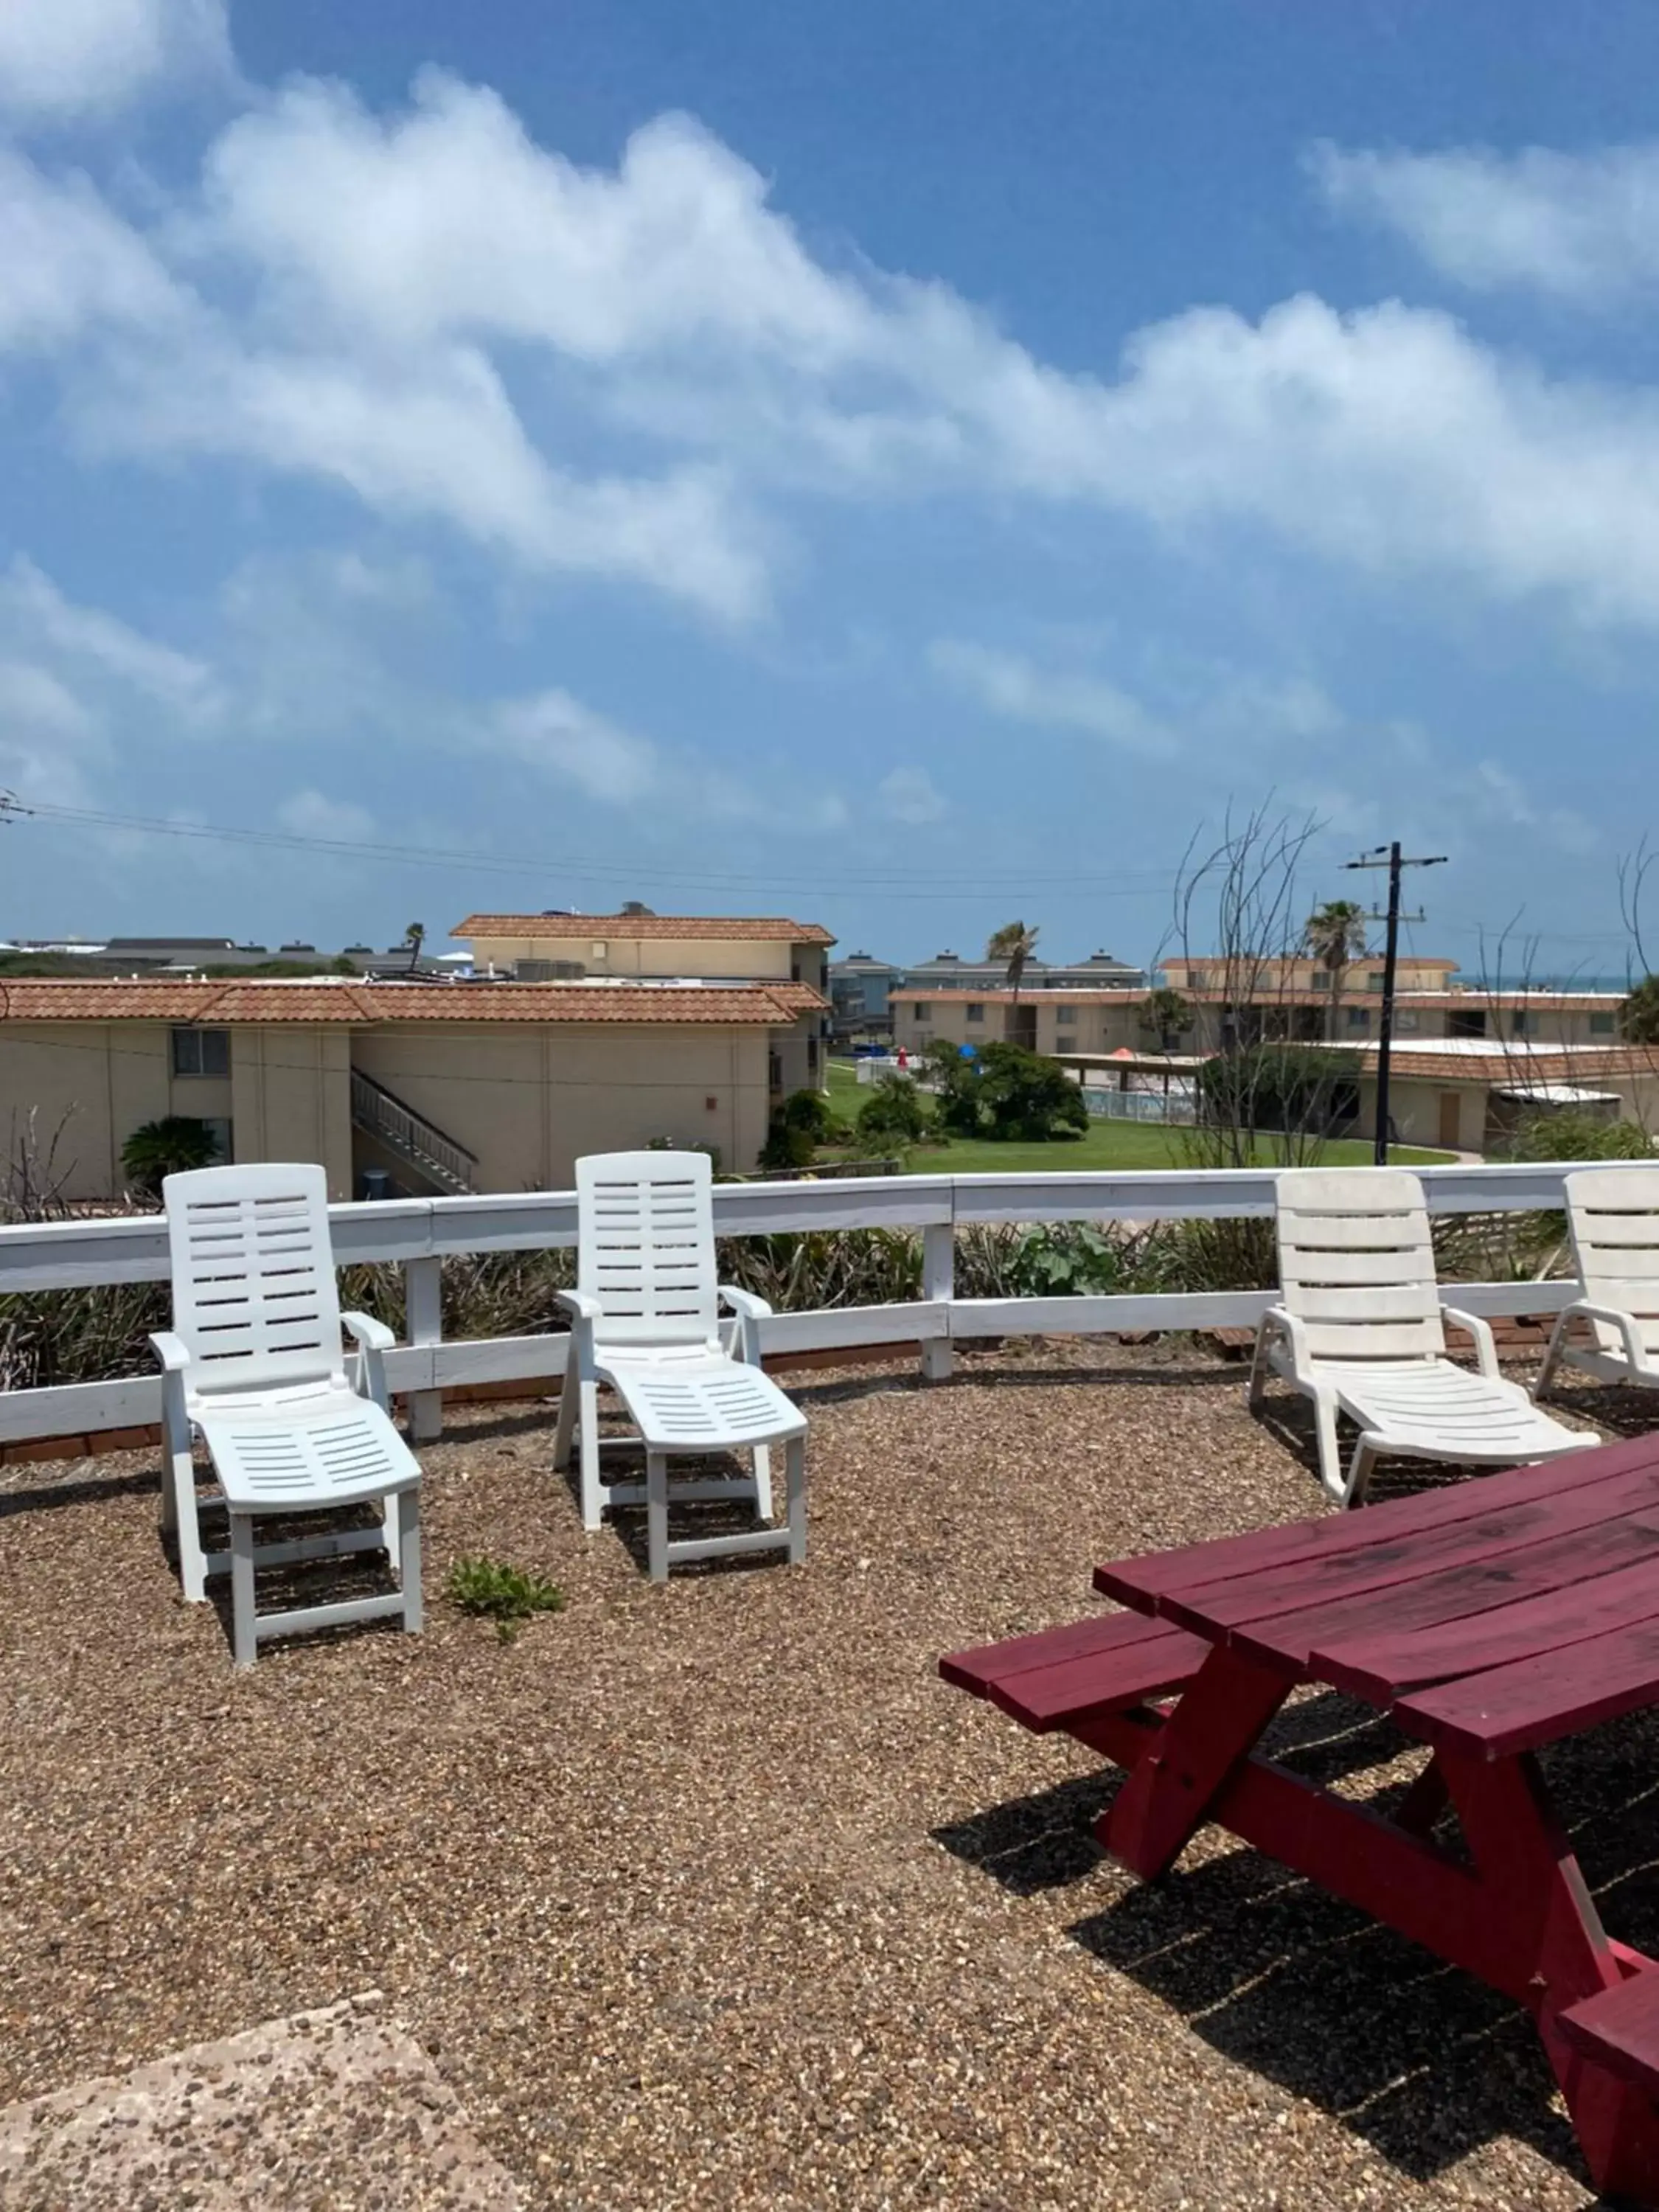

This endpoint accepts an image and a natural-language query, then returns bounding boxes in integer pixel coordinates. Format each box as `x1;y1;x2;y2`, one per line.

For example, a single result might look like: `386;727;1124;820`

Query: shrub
119;1116;220;1196
857;1075;928;1146
759;1118;816;1171
776;1088;836;1143
934;1043;1090;1144
445;1556;566;1643
1196;1045;1352;1136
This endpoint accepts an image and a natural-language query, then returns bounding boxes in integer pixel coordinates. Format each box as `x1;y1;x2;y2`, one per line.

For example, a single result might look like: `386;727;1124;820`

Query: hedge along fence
0;1161;1644;1455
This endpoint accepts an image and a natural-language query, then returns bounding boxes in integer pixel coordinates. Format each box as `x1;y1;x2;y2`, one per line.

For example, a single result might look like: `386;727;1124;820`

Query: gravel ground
0;1340;1650;2211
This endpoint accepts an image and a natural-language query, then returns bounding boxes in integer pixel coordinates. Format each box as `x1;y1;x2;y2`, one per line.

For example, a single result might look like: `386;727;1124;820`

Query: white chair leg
751;1443;774;1523
230;1512;257;1668
381;1490;402;1573
784;1435;807;1565
397;1487;422;1634
646;1451;669;1583
577;1380;605;1531
1314;1395;1345;1503
1343;1438;1377;1511
552;1368;577;1470
1534;1318;1568;1401
170;1442;209;1603
1247;1328;1273;1411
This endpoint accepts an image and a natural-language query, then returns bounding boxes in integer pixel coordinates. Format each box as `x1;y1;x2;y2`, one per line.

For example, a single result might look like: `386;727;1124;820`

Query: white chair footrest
198;1396;420;1512
599;1356;806;1451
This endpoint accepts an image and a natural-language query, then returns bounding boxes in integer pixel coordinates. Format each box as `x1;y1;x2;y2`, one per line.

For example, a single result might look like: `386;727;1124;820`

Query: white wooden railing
0;1160;1644;1454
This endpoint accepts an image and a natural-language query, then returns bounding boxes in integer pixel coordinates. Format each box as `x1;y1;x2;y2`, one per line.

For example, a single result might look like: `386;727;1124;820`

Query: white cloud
930;639;1178;755
18;77;1659;635
0;557;219;718
877;765;947;824
0;150;184;351
1311;139;1659;303
276;788;378;844
492;689;661;804
0;0;231;121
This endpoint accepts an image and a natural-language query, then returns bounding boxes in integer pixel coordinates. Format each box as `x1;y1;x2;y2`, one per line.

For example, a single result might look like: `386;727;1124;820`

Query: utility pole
1343;842;1447;1164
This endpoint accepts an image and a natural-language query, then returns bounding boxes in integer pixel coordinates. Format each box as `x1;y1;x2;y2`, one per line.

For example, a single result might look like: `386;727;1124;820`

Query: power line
0;794;1184;903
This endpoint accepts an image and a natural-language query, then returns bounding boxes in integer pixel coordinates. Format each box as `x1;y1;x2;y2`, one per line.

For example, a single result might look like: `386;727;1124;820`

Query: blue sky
5;1;1659;976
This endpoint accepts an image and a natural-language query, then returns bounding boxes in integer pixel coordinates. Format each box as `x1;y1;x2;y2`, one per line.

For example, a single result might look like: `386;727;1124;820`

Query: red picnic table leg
1441;1745;1659;2204
1101;1642;1292;1879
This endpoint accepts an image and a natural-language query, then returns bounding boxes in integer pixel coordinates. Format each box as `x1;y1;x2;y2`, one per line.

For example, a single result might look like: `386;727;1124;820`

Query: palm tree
1138;986;1194;1054
404;922;426;974
121;1116;220;1197
1303;899;1368;1041
1621;975;1659;1043
987;920;1039;1041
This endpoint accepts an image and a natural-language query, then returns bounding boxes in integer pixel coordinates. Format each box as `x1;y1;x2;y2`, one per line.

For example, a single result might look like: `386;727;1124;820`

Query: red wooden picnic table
942;1430;1659;2203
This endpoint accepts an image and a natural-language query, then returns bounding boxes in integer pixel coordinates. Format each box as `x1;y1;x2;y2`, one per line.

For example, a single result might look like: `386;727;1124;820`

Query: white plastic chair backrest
575;1150;720;1349
1273;1167;1444;1363
161;1163;347;1397
1564;1166;1659;1358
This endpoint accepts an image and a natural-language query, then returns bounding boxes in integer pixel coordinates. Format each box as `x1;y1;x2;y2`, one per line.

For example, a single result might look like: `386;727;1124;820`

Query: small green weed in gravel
445;1556;566;1643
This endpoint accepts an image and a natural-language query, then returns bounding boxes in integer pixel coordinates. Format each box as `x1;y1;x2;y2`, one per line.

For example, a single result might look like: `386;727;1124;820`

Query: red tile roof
454;913;835;945
0;980;816;1027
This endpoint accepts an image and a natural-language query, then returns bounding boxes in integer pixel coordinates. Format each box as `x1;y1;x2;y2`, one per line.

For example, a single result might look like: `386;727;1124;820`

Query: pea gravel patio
0;1340;1642;2211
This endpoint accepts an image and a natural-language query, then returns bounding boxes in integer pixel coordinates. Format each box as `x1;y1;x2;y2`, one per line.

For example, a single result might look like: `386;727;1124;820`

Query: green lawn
821;1058;1451;1173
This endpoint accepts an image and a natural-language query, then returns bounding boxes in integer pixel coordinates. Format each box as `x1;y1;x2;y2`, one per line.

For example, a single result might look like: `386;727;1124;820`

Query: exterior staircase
349;1068;478;1194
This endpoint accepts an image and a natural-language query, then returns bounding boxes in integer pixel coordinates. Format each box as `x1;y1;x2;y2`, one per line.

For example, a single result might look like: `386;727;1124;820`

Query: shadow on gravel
935;1700;1659;2194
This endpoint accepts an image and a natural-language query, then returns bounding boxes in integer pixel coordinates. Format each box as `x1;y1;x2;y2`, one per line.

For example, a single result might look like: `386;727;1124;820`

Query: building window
1512;1010;1535;1037
965;1003;984;1023
591;941;608;959
1056;1004;1077;1024
171;1026;230;1077
807;1036;818;1074
911;1001;931;1020
1346;1007;1370;1029
1590;1011;1617;1036
1394;1009;1420;1033
791;961;801;982
1187;970;1208;991
1366;973;1385;991
199;1116;233;1162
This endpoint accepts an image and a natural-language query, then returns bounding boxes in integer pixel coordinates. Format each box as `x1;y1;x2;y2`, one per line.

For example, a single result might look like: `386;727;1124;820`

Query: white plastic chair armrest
341;1310;394;1409
719;1284;771;1365
718;1286;773;1321
1440;1304;1500;1380
150;1330;192;1374
342;1311;394;1353
1559;1298;1652;1374
1257;1304;1312;1379
557;1290;604;1321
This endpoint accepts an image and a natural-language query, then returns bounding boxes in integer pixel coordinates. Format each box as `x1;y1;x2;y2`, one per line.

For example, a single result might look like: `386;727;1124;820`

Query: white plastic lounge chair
151;1164;422;1665
1249;1167;1591;1507
1536;1166;1659;1398
552;1150;807;1580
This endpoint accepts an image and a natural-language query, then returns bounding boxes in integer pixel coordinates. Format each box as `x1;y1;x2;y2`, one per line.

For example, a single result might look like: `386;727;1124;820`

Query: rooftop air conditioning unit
515;959;586;981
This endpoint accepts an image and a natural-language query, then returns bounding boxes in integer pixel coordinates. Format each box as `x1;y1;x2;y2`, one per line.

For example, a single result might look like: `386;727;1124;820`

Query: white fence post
921;1220;954;1382
405;1255;444;1443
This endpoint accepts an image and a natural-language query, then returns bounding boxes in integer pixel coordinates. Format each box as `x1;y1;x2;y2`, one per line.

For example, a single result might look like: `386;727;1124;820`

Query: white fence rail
0;1161;1640;1453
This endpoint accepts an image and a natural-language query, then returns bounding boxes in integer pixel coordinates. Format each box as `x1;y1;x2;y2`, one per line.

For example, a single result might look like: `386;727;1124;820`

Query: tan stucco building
453;911;834;1094
0;975;824;1202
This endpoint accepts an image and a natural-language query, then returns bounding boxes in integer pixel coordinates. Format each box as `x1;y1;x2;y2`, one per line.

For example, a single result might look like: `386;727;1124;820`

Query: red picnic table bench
942;1430;1659;2204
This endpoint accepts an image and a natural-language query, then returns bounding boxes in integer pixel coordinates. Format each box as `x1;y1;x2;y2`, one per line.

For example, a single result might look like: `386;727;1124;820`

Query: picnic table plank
983;1628;1211;1733
1397;1617;1659;1758
1316;1554;1659;1705
1230;1509;1659;1672
1561;1975;1659;2100
1093;1433;1658;1610
939;1609;1178;1695
1144;1461;1659;1641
